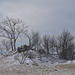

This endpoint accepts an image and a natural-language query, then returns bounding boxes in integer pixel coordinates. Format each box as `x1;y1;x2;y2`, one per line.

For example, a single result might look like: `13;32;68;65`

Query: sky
0;0;75;36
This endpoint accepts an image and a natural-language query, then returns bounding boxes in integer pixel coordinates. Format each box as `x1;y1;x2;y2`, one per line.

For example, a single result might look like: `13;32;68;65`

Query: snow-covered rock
25;58;34;65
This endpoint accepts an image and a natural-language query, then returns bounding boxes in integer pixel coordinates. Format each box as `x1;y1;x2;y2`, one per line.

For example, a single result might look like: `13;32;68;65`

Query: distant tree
42;35;50;54
31;31;41;50
50;36;57;54
0;16;28;51
25;31;41;50
58;30;75;60
1;39;10;51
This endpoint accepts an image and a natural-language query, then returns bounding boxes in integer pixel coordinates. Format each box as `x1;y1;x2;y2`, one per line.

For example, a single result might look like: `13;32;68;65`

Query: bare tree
58;30;75;60
31;31;41;50
0;16;28;51
1;39;10;51
50;36;57;54
14;52;27;64
25;31;41;51
42;35;50;54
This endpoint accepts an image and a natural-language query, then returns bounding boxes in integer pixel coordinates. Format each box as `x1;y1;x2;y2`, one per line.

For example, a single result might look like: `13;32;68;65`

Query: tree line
0;17;75;60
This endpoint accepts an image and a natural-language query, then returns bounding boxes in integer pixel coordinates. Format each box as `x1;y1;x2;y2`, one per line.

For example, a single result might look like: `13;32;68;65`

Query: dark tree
58;30;74;60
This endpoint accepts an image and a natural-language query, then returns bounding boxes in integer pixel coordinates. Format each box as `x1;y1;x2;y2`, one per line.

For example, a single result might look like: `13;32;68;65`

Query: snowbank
0;49;75;69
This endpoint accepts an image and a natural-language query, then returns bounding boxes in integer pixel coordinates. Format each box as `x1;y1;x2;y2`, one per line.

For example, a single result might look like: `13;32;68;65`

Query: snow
72;60;75;63
66;61;72;64
0;50;75;75
25;58;34;65
0;49;75;69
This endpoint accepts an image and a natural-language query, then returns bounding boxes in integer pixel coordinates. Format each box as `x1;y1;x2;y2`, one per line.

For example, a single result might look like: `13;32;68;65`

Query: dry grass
0;63;75;75
55;63;75;69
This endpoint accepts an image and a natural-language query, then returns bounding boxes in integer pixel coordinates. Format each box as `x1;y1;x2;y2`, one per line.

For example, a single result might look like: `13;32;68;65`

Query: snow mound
25;58;34;65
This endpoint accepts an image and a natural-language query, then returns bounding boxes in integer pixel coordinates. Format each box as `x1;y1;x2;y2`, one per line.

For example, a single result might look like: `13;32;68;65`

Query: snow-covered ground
0;50;75;67
0;50;75;75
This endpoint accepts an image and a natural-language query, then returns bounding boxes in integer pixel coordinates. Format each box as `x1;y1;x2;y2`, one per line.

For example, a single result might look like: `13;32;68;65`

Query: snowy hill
0;50;75;75
0;49;74;68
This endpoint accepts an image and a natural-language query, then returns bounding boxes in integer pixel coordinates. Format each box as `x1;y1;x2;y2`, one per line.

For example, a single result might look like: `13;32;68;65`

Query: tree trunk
14;39;16;51
11;40;13;51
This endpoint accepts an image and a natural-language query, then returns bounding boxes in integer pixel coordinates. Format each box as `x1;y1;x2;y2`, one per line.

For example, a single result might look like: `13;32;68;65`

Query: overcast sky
0;0;75;36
